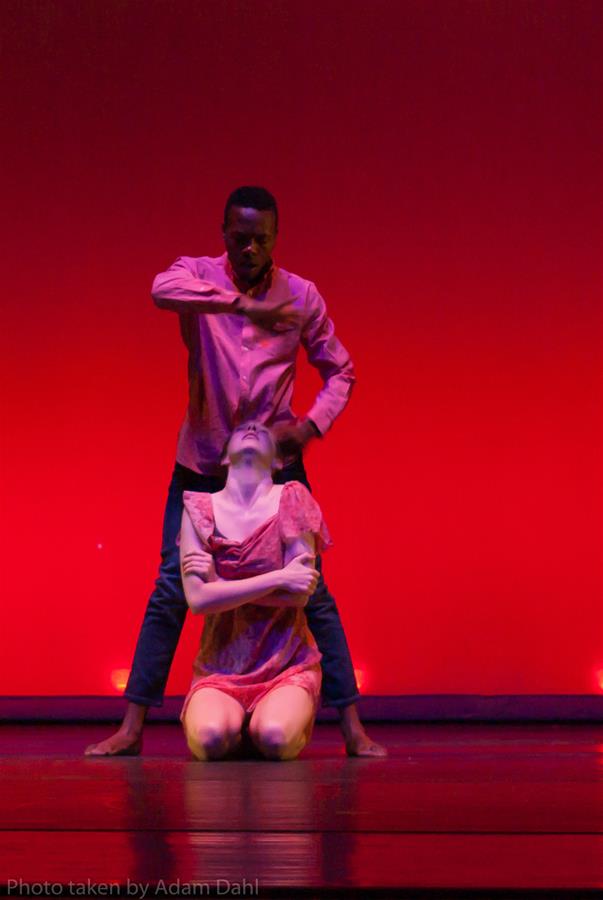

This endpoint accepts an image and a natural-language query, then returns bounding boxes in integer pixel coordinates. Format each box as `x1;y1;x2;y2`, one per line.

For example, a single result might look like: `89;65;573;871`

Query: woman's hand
181;549;215;581
280;552;319;595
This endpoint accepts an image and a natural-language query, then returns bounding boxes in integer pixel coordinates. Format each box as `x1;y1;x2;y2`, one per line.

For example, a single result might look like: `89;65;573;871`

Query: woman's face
226;421;277;467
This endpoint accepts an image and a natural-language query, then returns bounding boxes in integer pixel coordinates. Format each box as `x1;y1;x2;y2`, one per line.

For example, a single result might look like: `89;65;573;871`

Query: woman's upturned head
222;421;282;471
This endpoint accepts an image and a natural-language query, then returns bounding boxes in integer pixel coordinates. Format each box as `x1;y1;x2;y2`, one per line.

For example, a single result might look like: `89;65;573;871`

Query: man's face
222;206;277;284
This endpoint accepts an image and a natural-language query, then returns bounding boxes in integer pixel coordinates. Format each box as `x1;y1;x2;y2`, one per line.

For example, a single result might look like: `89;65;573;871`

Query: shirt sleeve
301;281;356;436
152;256;242;314
279;481;333;553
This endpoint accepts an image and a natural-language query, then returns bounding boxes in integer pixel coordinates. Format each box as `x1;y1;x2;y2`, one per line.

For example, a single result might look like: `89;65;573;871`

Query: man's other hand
272;419;319;455
237;293;299;330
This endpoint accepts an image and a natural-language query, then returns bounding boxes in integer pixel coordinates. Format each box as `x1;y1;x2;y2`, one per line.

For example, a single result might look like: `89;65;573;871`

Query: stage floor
1;722;603;898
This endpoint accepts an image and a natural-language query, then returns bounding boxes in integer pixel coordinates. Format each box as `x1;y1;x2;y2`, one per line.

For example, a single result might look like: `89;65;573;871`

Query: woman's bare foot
84;727;142;756
339;703;388;758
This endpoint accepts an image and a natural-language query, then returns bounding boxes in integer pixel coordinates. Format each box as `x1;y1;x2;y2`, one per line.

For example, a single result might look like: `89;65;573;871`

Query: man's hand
181;550;215;581
237;293;300;331
272;419;319;456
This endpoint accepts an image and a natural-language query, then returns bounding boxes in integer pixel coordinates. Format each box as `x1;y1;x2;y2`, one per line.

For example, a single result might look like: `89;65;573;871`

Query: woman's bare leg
183;688;246;760
248;685;315;761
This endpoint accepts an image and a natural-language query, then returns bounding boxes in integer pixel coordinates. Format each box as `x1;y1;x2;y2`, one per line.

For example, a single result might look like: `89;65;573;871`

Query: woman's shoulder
279;480;317;513
182;489;213;509
279;481;333;551
182;491;214;538
280;479;312;499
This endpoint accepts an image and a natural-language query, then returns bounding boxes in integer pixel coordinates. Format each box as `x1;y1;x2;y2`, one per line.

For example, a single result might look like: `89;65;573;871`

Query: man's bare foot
85;701;147;756
344;729;388;758
338;703;388;758
84;728;142;757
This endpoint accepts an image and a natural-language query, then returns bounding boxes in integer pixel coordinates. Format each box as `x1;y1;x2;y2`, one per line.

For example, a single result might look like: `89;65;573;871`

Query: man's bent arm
301;282;357;436
152;256;242;314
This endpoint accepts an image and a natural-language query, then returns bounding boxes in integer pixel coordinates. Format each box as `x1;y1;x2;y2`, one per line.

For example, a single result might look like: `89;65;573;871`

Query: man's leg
85;463;224;756
274;458;387;757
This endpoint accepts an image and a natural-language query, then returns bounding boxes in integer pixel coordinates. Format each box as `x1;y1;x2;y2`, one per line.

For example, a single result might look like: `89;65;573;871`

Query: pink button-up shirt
151;252;356;475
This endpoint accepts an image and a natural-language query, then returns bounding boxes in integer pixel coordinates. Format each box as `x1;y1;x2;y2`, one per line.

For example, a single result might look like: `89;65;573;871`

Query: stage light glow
595;669;603;691
110;668;130;692
354;668;365;690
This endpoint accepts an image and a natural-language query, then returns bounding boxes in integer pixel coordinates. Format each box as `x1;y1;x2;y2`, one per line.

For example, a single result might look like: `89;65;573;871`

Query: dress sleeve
181;491;214;546
279;481;333;553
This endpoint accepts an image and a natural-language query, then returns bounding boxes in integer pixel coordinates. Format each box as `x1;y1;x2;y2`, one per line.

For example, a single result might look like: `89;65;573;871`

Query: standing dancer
85;185;386;758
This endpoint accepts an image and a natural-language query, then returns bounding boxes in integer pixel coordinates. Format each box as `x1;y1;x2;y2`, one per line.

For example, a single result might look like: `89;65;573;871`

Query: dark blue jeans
125;458;360;709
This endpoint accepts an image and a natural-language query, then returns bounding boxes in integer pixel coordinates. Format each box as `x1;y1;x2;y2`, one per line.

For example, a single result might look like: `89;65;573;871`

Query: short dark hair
223;186;278;232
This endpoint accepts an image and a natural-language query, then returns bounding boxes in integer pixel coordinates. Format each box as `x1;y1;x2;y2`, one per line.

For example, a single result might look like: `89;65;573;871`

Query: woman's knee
186;720;239;761
249;719;307;761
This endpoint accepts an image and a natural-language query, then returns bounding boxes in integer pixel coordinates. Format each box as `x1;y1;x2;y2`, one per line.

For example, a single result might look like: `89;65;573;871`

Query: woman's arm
253;532;316;609
179;510;318;615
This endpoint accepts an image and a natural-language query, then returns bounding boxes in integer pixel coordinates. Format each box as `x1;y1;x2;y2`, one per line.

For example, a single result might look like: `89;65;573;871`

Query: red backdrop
2;0;601;697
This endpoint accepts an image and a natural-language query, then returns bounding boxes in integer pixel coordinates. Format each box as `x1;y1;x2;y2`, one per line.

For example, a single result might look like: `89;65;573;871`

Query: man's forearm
302;283;357;435
152;257;242;314
305;365;356;436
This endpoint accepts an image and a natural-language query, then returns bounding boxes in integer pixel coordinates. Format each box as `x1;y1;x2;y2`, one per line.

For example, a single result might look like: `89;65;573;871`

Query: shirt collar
224;253;276;298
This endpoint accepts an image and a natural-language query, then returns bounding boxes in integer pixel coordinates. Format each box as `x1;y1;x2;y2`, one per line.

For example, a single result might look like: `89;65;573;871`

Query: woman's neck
223;459;273;508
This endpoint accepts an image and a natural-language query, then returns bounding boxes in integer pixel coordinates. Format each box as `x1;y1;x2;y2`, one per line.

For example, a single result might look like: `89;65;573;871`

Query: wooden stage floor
1;722;603;898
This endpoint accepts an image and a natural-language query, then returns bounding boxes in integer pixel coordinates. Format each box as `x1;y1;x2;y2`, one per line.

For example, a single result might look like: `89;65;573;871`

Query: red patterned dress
180;480;333;720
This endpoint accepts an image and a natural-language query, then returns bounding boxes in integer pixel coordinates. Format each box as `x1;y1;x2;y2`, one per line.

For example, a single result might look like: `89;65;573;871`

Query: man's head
222;186;278;286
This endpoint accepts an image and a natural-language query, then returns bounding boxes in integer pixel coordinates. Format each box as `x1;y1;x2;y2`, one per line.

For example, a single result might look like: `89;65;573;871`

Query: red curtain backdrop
2;0;601;697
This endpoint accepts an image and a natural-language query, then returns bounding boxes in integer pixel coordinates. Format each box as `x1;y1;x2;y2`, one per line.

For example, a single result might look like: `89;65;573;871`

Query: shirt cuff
232;294;246;314
304;408;330;436
305;417;322;438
